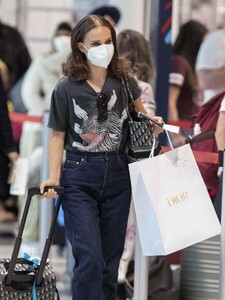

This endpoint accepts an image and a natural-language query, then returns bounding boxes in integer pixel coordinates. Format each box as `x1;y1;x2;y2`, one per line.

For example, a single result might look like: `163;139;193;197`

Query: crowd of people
0;3;224;300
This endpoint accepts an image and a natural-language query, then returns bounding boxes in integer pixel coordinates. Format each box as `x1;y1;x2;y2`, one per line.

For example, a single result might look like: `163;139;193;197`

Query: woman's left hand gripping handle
40;180;61;199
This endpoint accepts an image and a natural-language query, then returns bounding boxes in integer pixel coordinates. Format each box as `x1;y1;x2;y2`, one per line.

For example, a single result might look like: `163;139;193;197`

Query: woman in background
168;20;208;147
117;29;157;286
169;20;208;121
118;29;156;116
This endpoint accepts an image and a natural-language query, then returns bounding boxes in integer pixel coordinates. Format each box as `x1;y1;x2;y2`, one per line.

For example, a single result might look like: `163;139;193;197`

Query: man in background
89;5;121;28
196;26;225;103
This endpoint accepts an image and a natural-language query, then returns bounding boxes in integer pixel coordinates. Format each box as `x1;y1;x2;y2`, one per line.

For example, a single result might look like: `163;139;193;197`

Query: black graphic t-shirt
48;73;141;153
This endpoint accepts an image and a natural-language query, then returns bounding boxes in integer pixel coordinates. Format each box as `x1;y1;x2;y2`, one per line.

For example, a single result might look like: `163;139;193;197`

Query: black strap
122;75;140;121
122;75;135;107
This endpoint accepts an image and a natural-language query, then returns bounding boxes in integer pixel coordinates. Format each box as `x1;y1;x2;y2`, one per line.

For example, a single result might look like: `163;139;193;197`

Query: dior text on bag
0;186;64;300
122;75;162;162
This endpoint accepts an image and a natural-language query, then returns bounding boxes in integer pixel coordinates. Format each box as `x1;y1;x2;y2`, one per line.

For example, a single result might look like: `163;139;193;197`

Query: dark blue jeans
60;151;131;300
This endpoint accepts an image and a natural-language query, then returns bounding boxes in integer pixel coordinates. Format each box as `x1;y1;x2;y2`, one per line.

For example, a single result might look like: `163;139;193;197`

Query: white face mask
83;44;114;68
53;36;71;53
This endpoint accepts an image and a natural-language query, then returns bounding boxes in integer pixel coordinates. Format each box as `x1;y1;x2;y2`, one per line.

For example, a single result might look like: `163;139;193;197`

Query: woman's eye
105;40;112;44
91;42;101;47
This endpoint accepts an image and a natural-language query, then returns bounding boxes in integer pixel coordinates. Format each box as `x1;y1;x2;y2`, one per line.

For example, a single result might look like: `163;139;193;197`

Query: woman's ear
77;42;86;53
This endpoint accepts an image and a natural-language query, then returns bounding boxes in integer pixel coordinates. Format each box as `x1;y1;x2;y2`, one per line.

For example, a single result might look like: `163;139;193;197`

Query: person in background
18;21;72;244
117;29;156;115
213;95;225;221
168;20;208;147
89;5;121;28
40;15;163;300
0;75;19;223
21;21;72;115
169;20;208;121
196;25;225;103
0;20;31;93
117;29;156;284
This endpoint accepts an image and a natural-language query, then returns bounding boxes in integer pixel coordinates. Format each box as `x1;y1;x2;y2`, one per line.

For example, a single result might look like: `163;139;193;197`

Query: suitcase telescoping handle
6;186;64;286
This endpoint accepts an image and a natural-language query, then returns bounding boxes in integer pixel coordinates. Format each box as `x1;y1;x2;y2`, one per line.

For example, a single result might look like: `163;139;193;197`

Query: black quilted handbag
122;76;162;162
0;186;64;300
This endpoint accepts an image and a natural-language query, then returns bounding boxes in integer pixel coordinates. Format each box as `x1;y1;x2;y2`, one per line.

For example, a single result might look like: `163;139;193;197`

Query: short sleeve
196;30;225;70
169;56;187;87
48;88;69;131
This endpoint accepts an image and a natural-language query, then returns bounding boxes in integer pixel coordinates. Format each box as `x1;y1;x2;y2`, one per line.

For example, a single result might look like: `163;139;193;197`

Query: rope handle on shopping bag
6;186;64;286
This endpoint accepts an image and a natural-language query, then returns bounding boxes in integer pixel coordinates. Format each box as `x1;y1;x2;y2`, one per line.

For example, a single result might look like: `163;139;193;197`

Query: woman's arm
215;112;225;151
40;129;65;197
197;68;225;90
139;82;156;116
168;85;180;121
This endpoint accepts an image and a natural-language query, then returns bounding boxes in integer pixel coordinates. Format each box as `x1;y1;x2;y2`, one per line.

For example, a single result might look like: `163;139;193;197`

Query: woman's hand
151;116;164;134
40;179;59;199
7;151;19;162
133;98;164;134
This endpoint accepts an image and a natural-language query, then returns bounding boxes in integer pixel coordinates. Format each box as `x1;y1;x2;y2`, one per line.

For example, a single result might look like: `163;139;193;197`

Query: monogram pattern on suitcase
0;258;57;300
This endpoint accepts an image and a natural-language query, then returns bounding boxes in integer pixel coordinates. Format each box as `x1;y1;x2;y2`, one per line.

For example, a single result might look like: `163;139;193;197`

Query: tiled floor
0;222;72;300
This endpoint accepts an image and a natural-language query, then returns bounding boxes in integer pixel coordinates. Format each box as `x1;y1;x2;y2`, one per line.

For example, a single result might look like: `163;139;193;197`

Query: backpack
190;91;225;190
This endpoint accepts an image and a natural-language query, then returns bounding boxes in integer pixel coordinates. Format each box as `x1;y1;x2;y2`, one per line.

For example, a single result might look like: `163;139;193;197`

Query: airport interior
1;0;225;299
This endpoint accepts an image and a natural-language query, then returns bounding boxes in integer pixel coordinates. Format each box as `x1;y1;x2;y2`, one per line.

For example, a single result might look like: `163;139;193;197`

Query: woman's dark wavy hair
173;20;208;90
63;15;130;80
173;20;208;70
117;29;156;84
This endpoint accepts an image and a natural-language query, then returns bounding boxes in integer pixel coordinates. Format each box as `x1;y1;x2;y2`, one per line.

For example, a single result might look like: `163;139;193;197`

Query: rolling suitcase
0;186;64;300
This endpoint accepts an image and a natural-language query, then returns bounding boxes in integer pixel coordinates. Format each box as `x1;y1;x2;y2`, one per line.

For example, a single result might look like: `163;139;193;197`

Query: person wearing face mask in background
21;21;72;115
17;22;72;247
39;15;164;300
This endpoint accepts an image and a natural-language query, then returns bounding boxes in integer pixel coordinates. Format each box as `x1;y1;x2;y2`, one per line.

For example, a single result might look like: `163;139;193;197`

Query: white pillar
39;111;53;252
133;230;149;300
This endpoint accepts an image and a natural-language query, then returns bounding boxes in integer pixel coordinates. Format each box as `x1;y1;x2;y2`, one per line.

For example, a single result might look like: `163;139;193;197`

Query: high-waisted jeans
60;151;131;300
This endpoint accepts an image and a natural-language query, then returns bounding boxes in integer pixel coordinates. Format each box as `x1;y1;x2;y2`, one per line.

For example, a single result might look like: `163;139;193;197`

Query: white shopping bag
9;158;29;196
129;144;221;256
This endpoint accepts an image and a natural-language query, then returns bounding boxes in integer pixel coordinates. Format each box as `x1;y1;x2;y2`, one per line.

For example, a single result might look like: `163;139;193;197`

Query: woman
40;15;163;300
117;29;157;285
169;20;208;121
118;29;156;116
168;20;208;147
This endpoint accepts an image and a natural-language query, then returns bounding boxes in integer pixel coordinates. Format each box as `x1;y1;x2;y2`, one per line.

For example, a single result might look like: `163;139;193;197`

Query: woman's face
80;26;113;52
